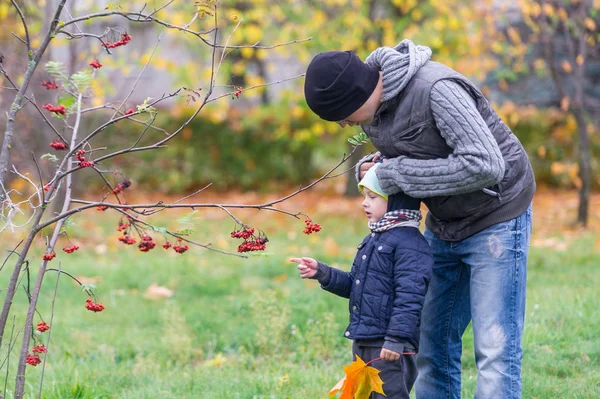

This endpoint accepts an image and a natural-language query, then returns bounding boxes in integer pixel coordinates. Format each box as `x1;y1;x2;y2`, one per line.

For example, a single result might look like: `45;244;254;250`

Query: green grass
1;211;599;398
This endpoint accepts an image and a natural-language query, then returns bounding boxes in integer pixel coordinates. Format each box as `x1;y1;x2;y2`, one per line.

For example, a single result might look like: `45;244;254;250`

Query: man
303;39;535;399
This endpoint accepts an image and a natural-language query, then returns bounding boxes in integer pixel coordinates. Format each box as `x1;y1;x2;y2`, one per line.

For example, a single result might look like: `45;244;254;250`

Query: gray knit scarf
365;39;432;102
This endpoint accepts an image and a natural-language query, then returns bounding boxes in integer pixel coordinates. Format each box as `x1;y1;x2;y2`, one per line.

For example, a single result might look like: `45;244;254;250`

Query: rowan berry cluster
43;104;66;115
118;234;136;245
85;298;105;312
26;354;41;367
232;86;243;99
49;141;68;150
117;222;130;231
36;321;50;332
32;344;47;354
138;235;157;252
237;237;268;253
112;180;131;194
172;239;189;254
42;253;56;261
76;149;94;168
230;226;254;239
89;60;102;69
102;33;132;49
63;245;79;253
231;225;268;252
303;219;322;235
162;241;172;249
41;80;59;90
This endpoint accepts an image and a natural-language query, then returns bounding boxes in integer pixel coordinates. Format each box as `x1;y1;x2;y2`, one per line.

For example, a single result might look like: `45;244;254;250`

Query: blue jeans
415;205;532;399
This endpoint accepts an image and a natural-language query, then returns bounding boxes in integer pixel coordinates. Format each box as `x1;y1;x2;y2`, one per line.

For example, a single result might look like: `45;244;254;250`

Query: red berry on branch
36;321;50;332
49;141;68;150
118;235;136;245
42;104;66;115
125;108;135;115
63;245;80;254
303;220;321;235
26;353;41;366
97;205;108;211
85;298;105;312
138;235;156;252
41;80;59;90
162;242;172;249
89;60;102;69
173;244;189;254
42;252;56;261
32;344;47;353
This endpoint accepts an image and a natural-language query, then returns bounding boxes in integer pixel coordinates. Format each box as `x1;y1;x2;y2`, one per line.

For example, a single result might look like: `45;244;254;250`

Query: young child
291;164;433;399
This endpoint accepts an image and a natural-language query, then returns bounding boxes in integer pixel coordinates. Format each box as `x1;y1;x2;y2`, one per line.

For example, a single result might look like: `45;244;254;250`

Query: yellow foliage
241;47;254;59
291;106;304;120
584;18;596;31
507;27;522;44
561;60;572;74
542;3;555;16
531;2;542;17
557;8;568;21
244;24;263;43
576;54;584;66
537;145;547;159
412;8;423;21
311;122;326;137
433;18;446;31
170;11;188;27
448;17;460;30
0;3;8;20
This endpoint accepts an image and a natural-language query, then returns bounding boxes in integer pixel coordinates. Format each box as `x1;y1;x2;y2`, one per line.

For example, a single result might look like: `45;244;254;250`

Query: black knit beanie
304;51;380;122
387;192;421;212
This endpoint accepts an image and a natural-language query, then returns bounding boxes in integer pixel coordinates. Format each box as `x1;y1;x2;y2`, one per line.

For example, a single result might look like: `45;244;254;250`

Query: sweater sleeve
375;80;505;198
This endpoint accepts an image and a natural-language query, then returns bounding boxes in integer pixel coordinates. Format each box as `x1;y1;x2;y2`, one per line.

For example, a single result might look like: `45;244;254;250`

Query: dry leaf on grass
75;276;103;285
143;283;174;299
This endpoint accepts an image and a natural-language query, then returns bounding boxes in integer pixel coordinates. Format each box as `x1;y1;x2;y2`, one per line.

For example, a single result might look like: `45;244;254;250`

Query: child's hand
380;348;401;361
290;257;318;279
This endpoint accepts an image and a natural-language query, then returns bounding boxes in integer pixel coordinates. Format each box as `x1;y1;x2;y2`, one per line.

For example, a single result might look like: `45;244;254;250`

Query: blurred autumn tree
496;0;599;226
164;0;505;195
2;1;596;199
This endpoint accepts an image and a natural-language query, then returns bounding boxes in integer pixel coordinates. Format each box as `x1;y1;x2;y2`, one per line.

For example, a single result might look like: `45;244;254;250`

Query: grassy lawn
0;192;599;398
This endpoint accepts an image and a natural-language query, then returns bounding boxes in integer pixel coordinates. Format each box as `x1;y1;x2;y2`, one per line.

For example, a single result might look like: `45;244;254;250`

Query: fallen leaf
143;283;174;299
329;355;385;399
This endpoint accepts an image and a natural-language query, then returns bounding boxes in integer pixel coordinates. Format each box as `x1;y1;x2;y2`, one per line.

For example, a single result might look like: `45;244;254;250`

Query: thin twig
111;31;165;118
206;74;305;103
38;263;62;398
0;240;23;273
10;0;31;51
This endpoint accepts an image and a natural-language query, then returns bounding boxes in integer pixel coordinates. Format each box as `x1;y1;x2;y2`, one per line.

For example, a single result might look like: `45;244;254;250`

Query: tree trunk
573;107;590;226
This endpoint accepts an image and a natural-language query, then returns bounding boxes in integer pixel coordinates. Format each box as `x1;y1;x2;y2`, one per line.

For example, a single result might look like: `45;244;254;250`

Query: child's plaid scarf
368;210;422;232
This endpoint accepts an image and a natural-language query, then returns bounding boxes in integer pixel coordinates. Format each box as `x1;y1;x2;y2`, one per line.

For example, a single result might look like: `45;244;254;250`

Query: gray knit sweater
358;41;504;198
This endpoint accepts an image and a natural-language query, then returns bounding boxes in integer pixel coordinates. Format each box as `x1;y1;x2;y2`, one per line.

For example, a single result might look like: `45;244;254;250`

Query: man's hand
359;155;381;179
380;348;401;361
290;257;318;279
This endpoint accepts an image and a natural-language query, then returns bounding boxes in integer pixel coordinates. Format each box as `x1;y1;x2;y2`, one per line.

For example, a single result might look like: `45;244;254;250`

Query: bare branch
56;10;311;49
42;148;357;230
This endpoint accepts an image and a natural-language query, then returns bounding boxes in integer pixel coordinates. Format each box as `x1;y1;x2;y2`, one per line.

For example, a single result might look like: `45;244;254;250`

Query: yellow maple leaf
329;355;385;399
